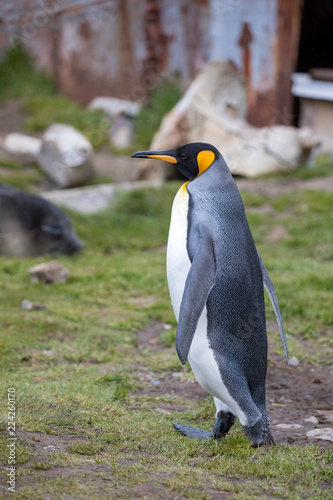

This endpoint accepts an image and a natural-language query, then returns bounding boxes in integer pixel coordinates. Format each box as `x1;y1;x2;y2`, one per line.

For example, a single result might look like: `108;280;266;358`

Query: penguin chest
166;184;191;320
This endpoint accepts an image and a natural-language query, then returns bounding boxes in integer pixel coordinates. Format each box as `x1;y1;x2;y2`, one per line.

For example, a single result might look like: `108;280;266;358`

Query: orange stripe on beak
147;155;177;164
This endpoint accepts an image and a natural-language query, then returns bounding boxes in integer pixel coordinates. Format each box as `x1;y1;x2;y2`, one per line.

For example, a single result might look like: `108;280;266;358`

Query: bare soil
135;322;333;450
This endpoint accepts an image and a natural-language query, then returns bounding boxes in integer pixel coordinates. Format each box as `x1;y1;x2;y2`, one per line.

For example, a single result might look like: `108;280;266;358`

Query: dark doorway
297;0;333;73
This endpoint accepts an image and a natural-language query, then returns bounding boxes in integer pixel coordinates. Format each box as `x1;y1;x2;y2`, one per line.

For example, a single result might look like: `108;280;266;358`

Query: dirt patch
136;321;167;351
135;322;333;449
17;430;86;459
267;355;333;448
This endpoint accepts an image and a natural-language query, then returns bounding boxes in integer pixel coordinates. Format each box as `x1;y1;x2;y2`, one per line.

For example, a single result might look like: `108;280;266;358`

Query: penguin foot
212;411;236;439
172;423;212;440
262;428;275;446
244;419;275;447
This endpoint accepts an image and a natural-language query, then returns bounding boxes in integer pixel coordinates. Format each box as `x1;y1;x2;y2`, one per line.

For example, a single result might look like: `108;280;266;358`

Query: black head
132;142;220;181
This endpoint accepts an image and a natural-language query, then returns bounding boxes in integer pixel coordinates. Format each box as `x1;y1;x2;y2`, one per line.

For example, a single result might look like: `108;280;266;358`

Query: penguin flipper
172;423;212;440
176;236;216;364
258;253;289;364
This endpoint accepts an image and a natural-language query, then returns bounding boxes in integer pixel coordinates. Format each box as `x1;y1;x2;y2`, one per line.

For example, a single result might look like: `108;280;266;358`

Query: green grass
0;183;332;498
0;45;108;148
263;154;333;180
0;165;43;193
133;80;182;151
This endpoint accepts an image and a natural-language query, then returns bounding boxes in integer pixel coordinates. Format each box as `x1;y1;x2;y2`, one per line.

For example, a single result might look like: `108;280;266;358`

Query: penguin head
132;142;220;181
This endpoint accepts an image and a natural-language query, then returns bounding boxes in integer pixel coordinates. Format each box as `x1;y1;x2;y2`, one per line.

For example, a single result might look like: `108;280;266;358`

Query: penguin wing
176;234;216;365
258;253;289;364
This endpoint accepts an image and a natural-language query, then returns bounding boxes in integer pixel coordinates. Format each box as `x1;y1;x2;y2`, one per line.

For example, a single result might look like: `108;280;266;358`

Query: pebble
306;428;333;442
150;378;160;386
163;324;172;330
288;356;300;367
305;416;319;424
28;261;70;284
21;299;46;311
42;350;55;356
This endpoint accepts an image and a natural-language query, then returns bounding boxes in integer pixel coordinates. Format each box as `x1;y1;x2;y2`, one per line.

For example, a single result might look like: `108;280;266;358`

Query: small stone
88;96;141;118
163;324;172;330
150;378;160;386
21;299;46;311
275;423;304;430
288;356;300;367
305;416;319;424
28;262;70;284
42;350;55;356
306;428;333;442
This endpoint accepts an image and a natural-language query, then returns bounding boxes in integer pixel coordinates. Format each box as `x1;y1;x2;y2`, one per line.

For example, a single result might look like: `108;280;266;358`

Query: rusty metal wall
0;0;303;125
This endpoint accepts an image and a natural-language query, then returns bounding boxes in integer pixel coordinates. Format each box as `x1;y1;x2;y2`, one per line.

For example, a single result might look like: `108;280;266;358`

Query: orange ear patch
197;150;215;176
147;154;177;164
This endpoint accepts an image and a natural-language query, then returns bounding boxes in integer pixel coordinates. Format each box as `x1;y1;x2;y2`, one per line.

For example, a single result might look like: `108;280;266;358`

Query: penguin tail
172;422;212;440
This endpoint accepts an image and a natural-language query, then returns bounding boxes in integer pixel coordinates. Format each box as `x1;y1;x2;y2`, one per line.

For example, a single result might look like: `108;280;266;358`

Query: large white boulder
37;124;94;188
137;60;317;180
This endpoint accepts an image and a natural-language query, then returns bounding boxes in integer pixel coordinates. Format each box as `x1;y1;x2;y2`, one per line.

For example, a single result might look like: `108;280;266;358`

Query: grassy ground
0;183;332;499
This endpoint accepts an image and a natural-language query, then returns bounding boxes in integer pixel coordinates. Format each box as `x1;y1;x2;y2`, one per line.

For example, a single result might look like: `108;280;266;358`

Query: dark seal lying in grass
0;183;83;256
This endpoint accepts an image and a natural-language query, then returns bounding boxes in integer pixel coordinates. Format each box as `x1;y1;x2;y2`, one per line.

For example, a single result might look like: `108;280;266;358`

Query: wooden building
0;0;332;128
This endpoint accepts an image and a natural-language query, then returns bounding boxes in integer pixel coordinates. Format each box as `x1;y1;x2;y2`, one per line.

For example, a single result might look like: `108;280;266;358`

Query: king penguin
132;143;289;447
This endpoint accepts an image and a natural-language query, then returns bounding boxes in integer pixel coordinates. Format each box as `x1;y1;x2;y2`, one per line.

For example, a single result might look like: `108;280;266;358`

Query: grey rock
2;133;42;160
21;299;46;311
37;124;93;188
288;356;300;367
306;428;333;442
28;261;70;284
41;180;162;214
305;416;319;424
88;97;141;118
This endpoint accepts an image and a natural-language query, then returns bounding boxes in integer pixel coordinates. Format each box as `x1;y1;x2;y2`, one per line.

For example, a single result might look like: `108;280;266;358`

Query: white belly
166;185;247;425
166;185;191;320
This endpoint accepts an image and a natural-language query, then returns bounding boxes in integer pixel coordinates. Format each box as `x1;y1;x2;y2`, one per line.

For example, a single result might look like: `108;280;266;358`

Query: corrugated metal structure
0;0;304;126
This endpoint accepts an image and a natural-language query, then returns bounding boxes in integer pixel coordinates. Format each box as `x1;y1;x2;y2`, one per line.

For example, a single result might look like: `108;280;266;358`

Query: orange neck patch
180;181;189;194
196;150;215;177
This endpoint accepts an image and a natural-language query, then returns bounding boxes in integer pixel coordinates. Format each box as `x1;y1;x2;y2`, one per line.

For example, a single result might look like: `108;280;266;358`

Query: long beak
131;150;177;164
